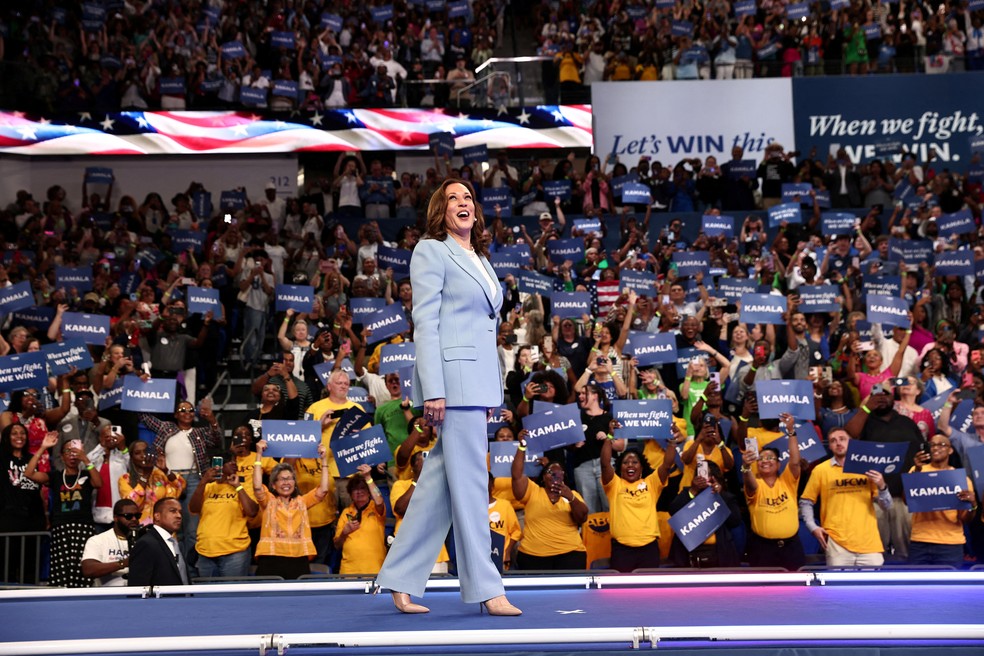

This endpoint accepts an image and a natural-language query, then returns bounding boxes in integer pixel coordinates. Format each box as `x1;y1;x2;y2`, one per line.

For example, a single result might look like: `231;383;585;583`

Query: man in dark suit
128;497;189;586
824;148;862;208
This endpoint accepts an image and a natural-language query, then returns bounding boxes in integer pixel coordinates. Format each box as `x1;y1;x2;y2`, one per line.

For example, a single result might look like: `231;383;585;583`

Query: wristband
944;402;953;409
414;424;424;433
254;461;263;466
62;388;71;395
522;395;530;403
283;318;289;324
740;466;752;474
861;404;871;414
235;485;244;492
85;463;95;470
749;366;757;373
517;444;526;452
739;416;749;422
411;481;417;487
120;448;128;455
606;433;615;441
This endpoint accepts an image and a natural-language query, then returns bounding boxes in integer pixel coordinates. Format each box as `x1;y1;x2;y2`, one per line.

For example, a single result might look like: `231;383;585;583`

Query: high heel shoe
480;595;522;616
391;591;429;614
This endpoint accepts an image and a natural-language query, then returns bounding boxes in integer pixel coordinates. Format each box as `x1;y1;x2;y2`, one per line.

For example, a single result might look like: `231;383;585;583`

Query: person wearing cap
800;428;892;567
845;382;924;561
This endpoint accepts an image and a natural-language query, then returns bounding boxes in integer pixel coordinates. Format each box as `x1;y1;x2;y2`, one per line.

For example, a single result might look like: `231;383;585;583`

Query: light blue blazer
410;237;503;408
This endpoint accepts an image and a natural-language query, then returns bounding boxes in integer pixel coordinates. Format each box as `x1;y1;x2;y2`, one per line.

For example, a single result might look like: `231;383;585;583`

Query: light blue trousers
376;406;503;603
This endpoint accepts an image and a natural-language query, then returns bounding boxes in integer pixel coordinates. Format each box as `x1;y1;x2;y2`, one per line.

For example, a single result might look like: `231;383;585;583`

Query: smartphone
529;345;540;363
543;336;553;350
709;372;721;387
597;356;606;365
919;440;930;455
505;334;518;345
223;213;232;224
744;438;759;460
68;439;83;452
211;456;224;470
754;345;767;360
535;383;548;394
696;460;709;480
857;341;875;352
112;425;123;436
958;388;976;401
172;263;180;272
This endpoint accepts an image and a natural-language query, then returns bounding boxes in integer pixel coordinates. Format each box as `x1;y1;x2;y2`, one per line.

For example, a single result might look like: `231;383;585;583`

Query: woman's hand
256;439;267;455
423;398;446;427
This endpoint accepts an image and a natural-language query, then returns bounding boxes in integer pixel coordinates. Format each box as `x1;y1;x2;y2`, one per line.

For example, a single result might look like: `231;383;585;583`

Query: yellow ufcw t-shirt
518;483;587;557
488;497;523;565
390;479;449;563
604;470;666;547
746;465;800;539
193;481;250;558
294;457;337;527
801;459;882;554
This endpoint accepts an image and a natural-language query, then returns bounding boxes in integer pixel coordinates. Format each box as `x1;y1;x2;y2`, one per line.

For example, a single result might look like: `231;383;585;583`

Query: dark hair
760;447;781;461
0;423;28;454
152;497;179;514
535;460;567;487
531;369;570;404
113;498;138;514
423;179;489;257
346;474;370;496
922;347;953;379
613;447;654;480
268;463;299;498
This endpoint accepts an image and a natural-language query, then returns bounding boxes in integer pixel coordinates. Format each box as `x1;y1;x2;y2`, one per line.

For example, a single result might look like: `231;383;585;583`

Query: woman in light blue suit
375;179;521;617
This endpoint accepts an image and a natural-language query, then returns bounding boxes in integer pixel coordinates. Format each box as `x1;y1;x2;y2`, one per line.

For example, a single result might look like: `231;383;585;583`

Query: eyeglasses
759;456;778;462
116;513;140;520
939;326;955;332
176;407;195;413
928;442;949;449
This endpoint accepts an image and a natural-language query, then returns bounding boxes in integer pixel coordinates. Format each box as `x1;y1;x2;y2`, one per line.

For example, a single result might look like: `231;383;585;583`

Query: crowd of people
1;137;983;588
538;0;983;100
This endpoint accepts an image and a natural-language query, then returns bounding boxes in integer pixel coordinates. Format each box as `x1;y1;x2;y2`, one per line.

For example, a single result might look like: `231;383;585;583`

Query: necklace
63;469;82;490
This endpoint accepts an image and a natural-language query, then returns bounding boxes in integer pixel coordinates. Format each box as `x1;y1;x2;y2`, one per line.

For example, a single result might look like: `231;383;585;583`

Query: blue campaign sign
630;332;678;367
11;306;54;332
866;295;909;327
320;13;343;31
369;4;394;23
887;238;933;264
61;312;110;345
447;0;469;17
98;380;124;411
621;182;651;204
398;365;415;402
41;339;94;376
715;278;757;303
672;251;709;278
521;403;584;453
159;77;186;95
921;389;951;423
814;189;832;208
221;41;247;58
547;238;585;265
262;419;321;459
489;252;523;279
767;202;802;227
786;2;810;19
613;398;674;441
517;270;555;297
854;319;876;343
572;217;601;237
219;190;247;210
734;0;757;16
121;376;177;413
1;250;36;267
668;486;731;552
313;359;356;385
934;250;973;276
428;131;455;157
757;379;816;421
543;180;572;200
0;281;35;316
797;284;840;313
864;23;882;40
938;209;975;235
793;75;984;170
275;284;315;313
701;215;734;238
671;20;693;37
948;399;974;434
364;304;409;343
675;346;702;378
971;134;984;153
350;297;386;323
169;229;205;254
500;243;532;261
186;287;221;315
379;342;416;375
334;424;392;477
56;266;94;293
191;191;212;218
347;387;374;415
903;469;973;513
762;431;828;473
550;291;591;319
489;441;543;479
967;446;984;504
272;80;299;99
84;166;114;184
620;269;657;296
481;187;512;217
270;31;295;49
240;86;268;106
862;274;901;298
757;41;779;59
727;159;757;178
830;0;849;7
376;245;411;278
460;144;488;165
611;172;639;198
821;212;857;235
0;352;48;393
781;182;813;204
740;293;787;325
486;404;508;437
842;440;910;475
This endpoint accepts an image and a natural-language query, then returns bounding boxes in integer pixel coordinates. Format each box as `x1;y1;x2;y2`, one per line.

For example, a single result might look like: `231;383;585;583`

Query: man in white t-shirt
81;499;140;587
258;182;286;232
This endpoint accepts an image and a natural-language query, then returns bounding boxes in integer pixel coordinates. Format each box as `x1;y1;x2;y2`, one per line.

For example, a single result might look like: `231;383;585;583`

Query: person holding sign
907;435;977;567
334;464;387;575
741;413;806;571
847;314;914;398
799;428;892;567
668;460;742;568
375;179;520;617
252;439;330;580
601;423;682;572
510;434;588;570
